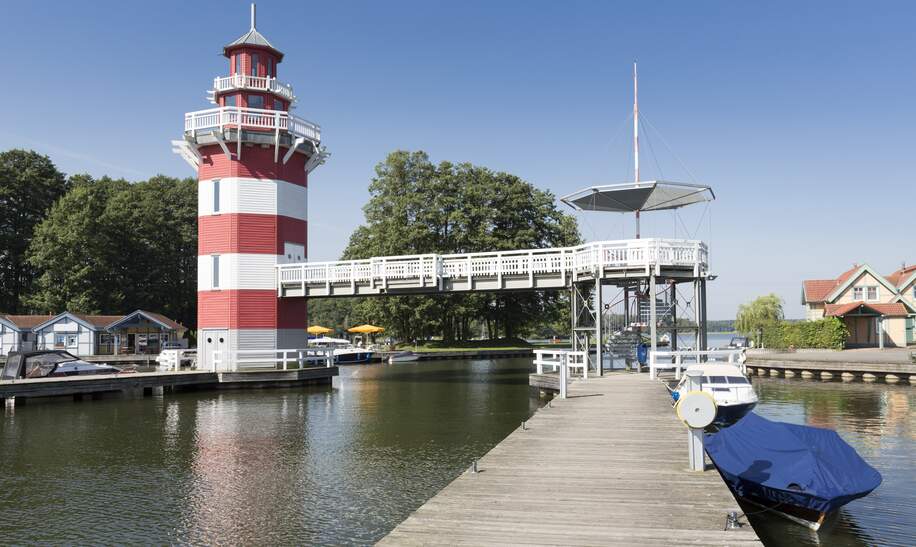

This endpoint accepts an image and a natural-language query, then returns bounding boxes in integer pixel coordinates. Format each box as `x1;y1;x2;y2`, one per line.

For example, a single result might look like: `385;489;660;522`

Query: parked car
1;351;122;380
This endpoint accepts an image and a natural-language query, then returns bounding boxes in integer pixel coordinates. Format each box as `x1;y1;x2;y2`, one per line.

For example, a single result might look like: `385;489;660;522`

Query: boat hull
714;401;756;427
335;352;373;364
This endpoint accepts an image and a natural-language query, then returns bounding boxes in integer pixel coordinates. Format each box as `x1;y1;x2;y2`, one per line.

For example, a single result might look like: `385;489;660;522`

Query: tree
24;175;198;328
338;150;581;342
0;150;69;313
735;294;784;345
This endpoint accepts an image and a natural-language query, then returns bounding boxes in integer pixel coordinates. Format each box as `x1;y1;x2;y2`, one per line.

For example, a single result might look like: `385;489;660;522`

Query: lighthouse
172;4;325;370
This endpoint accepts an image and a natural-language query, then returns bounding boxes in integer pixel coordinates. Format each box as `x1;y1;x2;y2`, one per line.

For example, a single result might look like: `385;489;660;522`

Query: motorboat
308;337;373;364
388;351;420;364
671;362;757;427
1;350;122;380
705;412;882;531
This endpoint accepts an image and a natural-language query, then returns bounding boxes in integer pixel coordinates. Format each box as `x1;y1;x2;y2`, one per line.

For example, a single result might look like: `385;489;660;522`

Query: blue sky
2;1;914;319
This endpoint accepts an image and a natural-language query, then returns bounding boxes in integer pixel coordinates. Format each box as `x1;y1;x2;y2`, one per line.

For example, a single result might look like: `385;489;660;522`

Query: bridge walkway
278;238;708;298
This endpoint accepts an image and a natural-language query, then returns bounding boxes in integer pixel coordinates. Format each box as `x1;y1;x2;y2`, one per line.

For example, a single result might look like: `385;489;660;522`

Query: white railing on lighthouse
185;106;321;143
212;74;296;102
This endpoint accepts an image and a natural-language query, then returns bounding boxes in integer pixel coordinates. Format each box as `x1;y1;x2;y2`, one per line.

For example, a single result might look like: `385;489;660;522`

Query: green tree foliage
24;174;197;327
735;294;784;342
328;150;581;342
0;150;69;313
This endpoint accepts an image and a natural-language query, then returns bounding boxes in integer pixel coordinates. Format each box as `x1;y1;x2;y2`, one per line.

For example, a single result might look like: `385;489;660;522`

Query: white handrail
185;106;320;143
211;347;334;372
212;74;296;102
648;349;746;380
278;238;708;289
533;348;588;398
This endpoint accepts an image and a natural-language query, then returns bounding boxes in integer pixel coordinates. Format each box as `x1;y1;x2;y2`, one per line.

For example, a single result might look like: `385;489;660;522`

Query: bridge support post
698;279;708;353
670;281;678;352
570;285;578;354
649;274;657;370
595;277;603;377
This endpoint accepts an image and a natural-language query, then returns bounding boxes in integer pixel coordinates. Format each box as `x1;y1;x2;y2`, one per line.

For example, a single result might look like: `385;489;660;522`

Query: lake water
0;358;912;545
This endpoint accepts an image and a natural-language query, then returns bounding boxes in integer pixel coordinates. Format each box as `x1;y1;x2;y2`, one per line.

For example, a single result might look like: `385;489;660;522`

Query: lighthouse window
250;53;259;77
213;179;220;213
224;95;236;107
234;53;241;74
212;255;221;289
247;95;264;109
274;100;284;111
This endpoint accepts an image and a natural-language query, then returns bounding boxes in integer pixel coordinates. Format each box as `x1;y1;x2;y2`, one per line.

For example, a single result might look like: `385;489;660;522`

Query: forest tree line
1;148;579;341
0;149;197;328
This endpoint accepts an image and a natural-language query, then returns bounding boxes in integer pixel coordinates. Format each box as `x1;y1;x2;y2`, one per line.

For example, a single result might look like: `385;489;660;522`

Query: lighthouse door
201;329;229;371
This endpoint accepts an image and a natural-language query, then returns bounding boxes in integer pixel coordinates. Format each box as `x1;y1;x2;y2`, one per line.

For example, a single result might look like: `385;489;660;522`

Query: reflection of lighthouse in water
173;3;326;371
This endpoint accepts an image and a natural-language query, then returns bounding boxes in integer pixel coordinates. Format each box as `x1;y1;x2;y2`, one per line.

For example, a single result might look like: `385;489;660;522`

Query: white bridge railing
185;106;320;143
648;349;746;380
213;74;295;102
278;238;707;291
211;348;334;372
533;348;588;398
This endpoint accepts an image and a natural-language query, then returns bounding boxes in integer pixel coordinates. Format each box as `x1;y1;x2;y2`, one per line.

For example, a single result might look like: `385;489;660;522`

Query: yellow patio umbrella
347;324;385;334
307;325;333;335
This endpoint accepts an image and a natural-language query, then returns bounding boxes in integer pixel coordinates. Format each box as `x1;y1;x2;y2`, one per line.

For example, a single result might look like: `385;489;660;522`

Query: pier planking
379;373;760;546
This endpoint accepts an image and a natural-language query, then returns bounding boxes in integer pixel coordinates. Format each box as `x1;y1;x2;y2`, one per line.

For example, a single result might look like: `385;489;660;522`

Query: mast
633;60;640;238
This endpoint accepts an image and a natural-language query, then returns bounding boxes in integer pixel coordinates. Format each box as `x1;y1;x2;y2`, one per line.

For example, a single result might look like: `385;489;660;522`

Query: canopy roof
348;324;385;334
560;181;714;213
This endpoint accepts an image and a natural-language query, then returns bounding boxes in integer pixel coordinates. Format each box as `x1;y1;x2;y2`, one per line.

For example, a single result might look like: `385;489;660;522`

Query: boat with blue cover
705;412;882;530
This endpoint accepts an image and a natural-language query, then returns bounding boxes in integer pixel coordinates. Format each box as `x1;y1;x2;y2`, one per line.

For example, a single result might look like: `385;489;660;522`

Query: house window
854;286;879;301
224;95;236;107
247;94;264;109
21;332;29;342
213;179;221;213
66;335;78;349
912;286;916;299
867;286;878;301
212;255;221;288
250;53;259;77
54;334;65;348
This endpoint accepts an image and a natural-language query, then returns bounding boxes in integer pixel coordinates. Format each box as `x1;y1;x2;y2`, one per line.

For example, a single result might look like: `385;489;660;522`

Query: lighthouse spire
250;3;256;29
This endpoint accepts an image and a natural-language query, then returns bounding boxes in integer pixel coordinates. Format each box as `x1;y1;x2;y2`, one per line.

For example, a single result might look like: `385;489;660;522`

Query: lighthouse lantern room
172;4;326;371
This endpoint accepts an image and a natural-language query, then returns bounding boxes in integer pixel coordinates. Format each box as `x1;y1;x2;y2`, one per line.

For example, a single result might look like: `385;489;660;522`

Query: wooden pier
0;367;338;403
379;373;760;546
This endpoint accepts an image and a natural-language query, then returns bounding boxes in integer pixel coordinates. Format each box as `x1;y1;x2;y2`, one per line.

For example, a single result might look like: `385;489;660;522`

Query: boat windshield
23;352;78;378
704;375;728;384
726;376;750;384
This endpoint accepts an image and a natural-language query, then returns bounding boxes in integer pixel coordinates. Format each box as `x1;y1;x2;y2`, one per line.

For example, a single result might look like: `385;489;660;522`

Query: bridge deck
278;238;708;297
378;373;760;546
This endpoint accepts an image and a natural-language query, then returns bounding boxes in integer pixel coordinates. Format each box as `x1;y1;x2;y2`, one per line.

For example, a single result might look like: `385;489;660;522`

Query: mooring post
559;355;568;399
684;370;707;472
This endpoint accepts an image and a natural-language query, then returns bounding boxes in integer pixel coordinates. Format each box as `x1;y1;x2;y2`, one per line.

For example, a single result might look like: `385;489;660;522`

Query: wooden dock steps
379;372;761;546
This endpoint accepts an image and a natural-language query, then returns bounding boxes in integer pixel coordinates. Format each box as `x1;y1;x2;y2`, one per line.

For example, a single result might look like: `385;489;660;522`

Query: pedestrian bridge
276;238;708;298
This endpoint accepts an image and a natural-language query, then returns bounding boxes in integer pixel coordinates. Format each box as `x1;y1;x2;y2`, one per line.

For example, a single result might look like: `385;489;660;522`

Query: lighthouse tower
173;4;325;370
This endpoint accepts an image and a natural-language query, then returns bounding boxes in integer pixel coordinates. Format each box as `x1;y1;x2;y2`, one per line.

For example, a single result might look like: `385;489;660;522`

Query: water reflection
750;377;915;547
0;359;537;545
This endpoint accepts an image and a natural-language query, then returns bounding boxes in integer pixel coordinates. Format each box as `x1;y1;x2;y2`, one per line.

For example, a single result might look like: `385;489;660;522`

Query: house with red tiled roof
802;263;916;347
0;310;186;357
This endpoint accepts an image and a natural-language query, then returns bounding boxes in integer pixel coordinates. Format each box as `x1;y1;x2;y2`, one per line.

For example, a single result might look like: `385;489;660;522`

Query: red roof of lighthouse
223;5;283;61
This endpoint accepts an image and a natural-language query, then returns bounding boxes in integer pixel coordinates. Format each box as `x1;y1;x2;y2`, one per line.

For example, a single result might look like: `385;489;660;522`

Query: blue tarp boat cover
705;412;882;514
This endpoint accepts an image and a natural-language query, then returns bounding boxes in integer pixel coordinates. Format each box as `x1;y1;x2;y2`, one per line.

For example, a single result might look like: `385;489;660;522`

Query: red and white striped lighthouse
173;4;325;370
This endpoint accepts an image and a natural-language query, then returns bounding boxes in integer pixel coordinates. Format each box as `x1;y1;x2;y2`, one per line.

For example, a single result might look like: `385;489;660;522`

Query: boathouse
0;310;186;357
802;263;916;347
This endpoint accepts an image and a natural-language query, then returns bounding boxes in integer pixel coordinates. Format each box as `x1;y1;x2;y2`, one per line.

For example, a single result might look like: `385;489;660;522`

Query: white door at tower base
201;329;229;371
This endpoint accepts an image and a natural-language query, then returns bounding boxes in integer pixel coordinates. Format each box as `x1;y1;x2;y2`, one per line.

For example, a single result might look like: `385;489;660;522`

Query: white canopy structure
560;181;715;213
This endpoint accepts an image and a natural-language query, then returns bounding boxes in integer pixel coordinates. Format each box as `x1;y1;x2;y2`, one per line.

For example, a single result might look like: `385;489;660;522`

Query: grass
410;338;533;352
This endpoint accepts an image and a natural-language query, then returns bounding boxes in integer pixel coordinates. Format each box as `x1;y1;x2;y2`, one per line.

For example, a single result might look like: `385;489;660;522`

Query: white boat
388;351;420;363
672;362;757;427
308;337;374;364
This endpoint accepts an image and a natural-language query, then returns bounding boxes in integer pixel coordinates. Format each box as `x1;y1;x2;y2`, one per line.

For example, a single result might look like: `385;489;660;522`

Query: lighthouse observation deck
277;238;709;298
